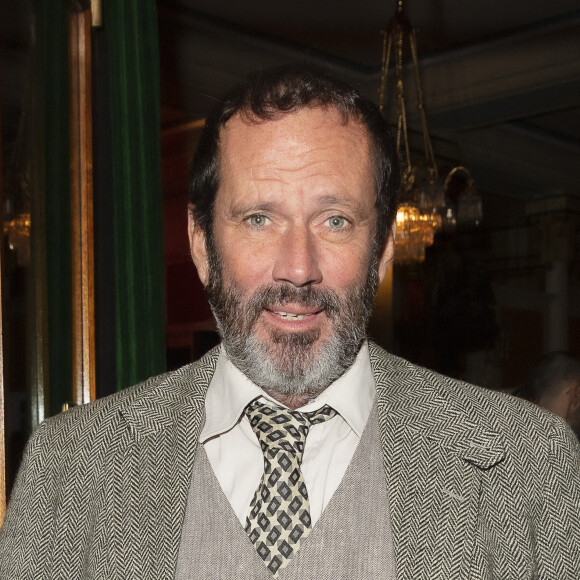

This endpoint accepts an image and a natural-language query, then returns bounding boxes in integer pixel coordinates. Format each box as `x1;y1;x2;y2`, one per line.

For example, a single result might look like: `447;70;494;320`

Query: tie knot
245;400;337;458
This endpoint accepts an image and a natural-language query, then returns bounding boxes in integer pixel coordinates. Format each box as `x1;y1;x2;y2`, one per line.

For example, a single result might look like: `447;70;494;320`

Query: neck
263;390;314;410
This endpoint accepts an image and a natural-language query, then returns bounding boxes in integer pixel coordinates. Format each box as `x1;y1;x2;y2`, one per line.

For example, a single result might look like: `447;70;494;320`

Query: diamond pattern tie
244;399;337;577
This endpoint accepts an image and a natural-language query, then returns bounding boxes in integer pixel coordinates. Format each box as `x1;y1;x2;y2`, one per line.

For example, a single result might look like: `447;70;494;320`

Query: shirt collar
293;343;374;437
200;341;375;442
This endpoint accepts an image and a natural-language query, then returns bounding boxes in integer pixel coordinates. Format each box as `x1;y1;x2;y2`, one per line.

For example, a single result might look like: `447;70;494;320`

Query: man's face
190;107;394;400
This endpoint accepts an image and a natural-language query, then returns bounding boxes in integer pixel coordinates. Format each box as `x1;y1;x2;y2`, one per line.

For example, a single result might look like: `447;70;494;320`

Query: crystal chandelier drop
379;0;481;264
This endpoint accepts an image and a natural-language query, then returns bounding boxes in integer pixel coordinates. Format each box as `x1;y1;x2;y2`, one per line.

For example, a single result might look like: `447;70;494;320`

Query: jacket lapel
370;343;505;580
110;348;219;579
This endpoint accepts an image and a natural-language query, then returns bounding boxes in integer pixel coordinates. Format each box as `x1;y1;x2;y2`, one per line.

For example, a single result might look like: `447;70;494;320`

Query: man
1;65;579;579
526;351;580;437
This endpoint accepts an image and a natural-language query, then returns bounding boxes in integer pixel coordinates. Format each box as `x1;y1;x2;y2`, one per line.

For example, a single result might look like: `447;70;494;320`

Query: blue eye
247;214;269;227
327;216;347;229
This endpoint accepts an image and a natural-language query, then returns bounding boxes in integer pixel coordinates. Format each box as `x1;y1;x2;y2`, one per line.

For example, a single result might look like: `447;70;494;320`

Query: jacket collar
118;346;219;438
370;342;505;467
370;342;505;579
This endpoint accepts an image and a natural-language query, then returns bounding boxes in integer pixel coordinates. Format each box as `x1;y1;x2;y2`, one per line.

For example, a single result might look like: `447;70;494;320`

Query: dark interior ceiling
1;1;579;207
161;0;580;65
158;0;580;204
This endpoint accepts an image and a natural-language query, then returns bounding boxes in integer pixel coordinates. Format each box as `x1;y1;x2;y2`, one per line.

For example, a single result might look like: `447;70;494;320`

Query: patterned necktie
244;399;337;577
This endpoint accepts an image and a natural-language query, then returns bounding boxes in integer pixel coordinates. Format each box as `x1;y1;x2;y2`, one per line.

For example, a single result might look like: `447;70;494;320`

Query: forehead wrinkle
247;157;352;188
223;111;372;177
248;127;366;172
219;108;378;218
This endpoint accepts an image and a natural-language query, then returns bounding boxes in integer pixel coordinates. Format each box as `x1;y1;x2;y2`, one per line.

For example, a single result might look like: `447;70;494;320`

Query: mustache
243;283;342;329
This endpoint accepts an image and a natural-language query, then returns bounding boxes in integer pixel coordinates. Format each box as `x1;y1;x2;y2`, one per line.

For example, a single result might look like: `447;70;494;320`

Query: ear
377;222;396;283
188;205;210;286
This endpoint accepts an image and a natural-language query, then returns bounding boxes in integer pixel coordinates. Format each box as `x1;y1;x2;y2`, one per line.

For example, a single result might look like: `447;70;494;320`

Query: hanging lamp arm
379;29;393;113
444;166;475;193
409;28;438;180
395;27;412;183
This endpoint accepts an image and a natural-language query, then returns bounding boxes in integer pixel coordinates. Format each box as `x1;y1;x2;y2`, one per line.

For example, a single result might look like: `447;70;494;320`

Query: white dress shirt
200;342;376;526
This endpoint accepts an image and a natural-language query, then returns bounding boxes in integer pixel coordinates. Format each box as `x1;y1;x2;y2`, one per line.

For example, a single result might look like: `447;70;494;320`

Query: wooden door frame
0;0;97;522
0;61;7;527
69;0;96;406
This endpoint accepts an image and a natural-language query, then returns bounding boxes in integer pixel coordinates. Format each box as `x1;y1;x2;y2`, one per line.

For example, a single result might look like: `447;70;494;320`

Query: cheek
218;240;275;292
319;244;372;289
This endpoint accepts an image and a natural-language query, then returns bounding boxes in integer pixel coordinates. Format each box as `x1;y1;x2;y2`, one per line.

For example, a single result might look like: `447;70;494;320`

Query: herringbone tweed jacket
0;343;579;579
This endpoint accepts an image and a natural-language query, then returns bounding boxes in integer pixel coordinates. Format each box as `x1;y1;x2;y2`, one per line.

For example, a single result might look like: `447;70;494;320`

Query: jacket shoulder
368;341;578;451
25;346;220;460
369;344;580;577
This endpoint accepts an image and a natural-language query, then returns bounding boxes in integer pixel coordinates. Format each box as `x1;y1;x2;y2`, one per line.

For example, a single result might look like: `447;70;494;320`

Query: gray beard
204;232;379;399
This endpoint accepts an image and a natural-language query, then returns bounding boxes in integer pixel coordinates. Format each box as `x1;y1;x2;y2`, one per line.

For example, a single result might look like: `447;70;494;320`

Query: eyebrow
315;194;371;220
316;194;358;209
228;201;280;219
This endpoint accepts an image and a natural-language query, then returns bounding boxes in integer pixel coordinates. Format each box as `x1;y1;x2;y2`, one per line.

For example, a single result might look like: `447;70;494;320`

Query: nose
272;225;323;287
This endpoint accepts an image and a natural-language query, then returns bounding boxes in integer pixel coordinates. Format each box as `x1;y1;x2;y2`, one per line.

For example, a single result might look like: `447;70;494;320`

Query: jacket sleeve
537;417;580;578
0;421;58;579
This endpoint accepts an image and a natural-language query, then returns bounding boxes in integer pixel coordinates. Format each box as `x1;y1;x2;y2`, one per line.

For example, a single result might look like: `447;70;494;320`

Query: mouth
263;306;324;328
269;309;321;321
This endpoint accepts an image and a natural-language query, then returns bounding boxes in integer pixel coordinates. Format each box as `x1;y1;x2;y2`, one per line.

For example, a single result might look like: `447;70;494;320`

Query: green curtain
107;0;166;390
33;0;73;417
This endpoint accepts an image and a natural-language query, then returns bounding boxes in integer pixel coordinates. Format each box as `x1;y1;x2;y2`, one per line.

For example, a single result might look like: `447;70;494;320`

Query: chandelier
3;154;31;267
3;84;32;266
4;210;31;266
379;0;482;263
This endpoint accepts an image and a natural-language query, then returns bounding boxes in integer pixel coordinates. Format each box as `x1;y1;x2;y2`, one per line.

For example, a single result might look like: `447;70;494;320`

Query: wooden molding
69;8;96;405
0;64;6;526
91;0;103;28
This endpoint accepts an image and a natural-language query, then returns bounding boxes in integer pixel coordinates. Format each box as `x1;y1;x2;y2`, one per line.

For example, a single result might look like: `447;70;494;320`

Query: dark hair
528;351;580;403
188;63;399;249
